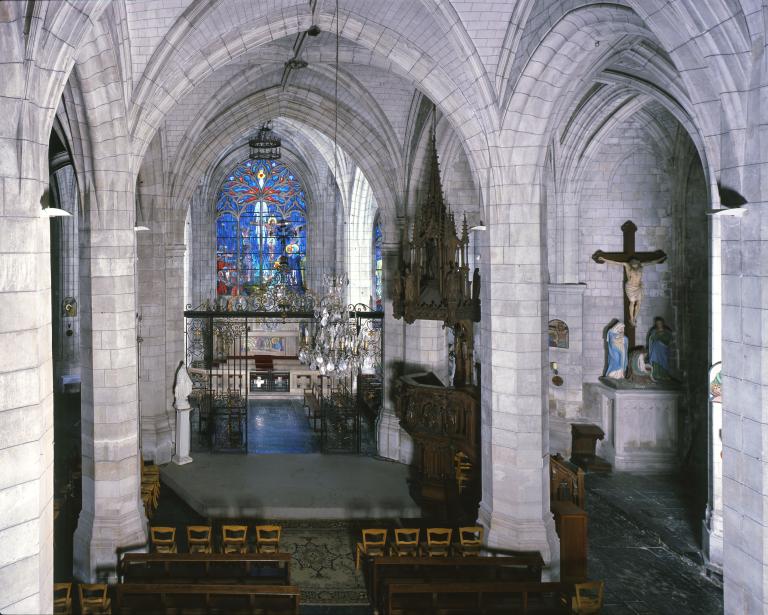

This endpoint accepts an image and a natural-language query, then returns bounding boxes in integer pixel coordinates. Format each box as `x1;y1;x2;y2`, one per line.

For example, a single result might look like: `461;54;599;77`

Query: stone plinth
595;380;680;473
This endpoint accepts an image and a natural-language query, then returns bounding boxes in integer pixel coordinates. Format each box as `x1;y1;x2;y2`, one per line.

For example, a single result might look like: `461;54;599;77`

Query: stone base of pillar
141;413;174;465
376;408;414;464
73;503;147;582
703;511;723;572
477;501;559;568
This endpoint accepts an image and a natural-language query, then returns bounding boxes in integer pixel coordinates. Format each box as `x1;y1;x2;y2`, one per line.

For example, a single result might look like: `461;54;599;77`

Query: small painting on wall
548;319;569;349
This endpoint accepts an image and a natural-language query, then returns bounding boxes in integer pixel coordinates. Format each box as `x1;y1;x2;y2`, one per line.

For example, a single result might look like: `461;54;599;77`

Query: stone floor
586;472;723;614
161;453;421;519
247;399;321;454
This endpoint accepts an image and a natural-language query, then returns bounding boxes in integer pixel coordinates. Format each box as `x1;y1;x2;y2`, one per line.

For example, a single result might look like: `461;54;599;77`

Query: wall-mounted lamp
134;226;150;232
40;188;71;217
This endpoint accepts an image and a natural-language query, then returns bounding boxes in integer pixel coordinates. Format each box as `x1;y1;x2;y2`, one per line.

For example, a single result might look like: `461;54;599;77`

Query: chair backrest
458;526;483;546
187;525;212;545
362;528;387;548
256;525;281;544
53;582;72;604
394;528;419;546
78;583;108;607
150;526;176;545
427;528;452;545
222;524;248;543
574;580;604;613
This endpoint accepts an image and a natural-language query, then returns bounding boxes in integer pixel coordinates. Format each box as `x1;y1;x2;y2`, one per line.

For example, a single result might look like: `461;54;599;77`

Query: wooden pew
114;583;299;615
384;581;573;615
549;454;588;581
368;555;544;612
119;553;291;585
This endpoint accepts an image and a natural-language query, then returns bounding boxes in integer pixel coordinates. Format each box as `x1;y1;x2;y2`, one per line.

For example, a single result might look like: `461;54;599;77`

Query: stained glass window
215;159;307;296
373;216;383;310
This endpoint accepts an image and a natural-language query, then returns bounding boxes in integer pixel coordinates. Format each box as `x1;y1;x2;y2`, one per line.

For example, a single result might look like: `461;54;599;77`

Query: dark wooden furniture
570;424;611;473
394;372;480;519
383;581;572;615
119;553;291;585
550;454;585;509
358;373;383;421
114;583;299;615
367;554;544;612
551;501;588;581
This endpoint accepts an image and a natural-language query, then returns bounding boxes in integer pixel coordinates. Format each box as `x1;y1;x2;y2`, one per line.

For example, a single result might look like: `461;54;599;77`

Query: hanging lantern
249;122;281;160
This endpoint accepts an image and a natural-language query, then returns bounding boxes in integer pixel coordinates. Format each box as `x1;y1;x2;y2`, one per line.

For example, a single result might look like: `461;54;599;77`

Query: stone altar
594;379;680;473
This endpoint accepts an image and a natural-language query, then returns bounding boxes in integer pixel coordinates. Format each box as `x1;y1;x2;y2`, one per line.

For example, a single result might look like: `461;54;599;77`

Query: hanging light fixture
249;122;281;160
296;0;382;378
40;187;71;217
298;273;381;376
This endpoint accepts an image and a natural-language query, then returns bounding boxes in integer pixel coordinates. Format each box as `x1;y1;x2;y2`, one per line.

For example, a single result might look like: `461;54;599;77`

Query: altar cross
591;220;666;347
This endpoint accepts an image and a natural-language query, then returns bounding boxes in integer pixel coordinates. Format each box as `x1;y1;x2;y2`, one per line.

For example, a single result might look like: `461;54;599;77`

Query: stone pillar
377;241;413;463
164;243;187;453
137;228;173;464
73;210;147;582
721;204;768;613
703;214;723;570
476;181;558;568
0;154;55;613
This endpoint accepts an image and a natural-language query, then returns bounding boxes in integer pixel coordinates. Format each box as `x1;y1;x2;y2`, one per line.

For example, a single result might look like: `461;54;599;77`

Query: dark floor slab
587;474;722;614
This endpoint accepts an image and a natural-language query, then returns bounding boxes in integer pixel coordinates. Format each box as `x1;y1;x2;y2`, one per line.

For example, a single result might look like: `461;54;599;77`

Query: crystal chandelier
298;273;380;376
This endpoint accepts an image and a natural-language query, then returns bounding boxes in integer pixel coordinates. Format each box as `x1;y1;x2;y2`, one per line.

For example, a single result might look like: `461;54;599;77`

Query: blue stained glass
373;217;383;310
216;159;307;296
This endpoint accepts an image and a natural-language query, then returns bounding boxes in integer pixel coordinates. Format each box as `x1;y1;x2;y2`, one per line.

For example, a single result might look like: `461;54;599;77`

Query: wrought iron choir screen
184;298;382;454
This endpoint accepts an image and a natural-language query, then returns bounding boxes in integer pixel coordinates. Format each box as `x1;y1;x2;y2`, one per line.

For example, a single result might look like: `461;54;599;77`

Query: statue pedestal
172;406;193;465
595;379;680;473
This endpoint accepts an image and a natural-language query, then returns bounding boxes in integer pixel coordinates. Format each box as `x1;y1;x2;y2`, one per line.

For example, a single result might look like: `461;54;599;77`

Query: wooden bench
119;553;291;585
384;581;572;615
114;583;299;615
368;555;544;611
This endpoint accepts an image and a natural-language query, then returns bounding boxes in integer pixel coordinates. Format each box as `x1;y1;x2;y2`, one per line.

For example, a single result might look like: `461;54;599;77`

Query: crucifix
591;220;667;347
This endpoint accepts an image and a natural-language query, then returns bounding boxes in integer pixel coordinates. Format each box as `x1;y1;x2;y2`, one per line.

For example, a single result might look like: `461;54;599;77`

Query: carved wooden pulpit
395;372;480;520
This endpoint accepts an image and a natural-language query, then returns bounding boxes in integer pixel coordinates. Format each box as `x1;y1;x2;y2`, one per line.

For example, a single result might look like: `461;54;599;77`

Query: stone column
164;243;187;453
703;214;723;570
73;206;147;582
721;204;768;613
137;228;173;464
377;240;413;463
0;150;55;613
476;178;558;568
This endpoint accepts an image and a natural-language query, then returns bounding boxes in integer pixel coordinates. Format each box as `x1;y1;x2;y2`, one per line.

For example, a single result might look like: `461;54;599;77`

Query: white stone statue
172;361;193;465
173;361;193;410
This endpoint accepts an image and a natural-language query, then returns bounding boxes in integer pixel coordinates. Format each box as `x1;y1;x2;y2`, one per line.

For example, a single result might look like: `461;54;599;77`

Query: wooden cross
591;220;666;347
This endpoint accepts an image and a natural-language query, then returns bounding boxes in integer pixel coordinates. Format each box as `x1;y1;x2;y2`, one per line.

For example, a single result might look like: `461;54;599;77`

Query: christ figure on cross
592;221;667;347
595;254;666;326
